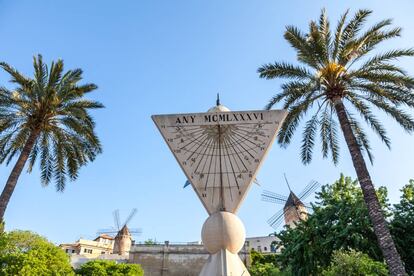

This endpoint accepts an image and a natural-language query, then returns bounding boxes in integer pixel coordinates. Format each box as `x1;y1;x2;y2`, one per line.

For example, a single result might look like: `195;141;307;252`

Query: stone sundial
152;99;287;276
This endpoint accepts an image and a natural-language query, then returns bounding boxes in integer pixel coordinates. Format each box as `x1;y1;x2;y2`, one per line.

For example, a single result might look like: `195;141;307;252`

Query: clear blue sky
1;0;413;244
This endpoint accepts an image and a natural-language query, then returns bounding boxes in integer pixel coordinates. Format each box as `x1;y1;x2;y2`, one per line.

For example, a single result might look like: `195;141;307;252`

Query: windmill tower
283;190;308;228
97;208;142;255
262;174;320;229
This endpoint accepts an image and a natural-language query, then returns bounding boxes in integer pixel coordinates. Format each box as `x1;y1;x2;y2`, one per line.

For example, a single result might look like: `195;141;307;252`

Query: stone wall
129;242;250;276
70;254;128;269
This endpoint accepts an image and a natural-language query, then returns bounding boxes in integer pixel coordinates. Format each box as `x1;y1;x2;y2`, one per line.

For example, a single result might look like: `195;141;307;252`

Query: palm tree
0;55;103;220
258;9;414;275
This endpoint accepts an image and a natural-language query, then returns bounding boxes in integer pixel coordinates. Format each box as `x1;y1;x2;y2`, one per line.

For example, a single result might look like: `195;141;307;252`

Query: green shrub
75;260;144;276
321;249;388;276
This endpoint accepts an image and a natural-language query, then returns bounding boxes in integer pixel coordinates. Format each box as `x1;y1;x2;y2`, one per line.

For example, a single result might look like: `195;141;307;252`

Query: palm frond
47;59;64;90
301;114;319;164
258;62;312;80
282;81;320;109
346;93;391;148
277;94;324;146
0;62;32;88
318;8;331;60
346;112;374;164
284;26;320;69
332;9;349;60
338;9;372;59
360;49;414;69
362;96;414;132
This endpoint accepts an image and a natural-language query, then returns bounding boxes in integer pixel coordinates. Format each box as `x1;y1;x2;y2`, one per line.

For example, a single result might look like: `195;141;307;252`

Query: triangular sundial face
152;109;287;214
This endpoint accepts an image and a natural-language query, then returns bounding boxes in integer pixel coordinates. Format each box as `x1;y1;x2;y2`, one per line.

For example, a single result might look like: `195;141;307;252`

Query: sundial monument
152;98;287;276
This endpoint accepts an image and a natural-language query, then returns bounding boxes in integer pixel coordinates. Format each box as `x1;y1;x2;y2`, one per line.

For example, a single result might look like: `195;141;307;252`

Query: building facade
59;234;114;257
245;235;281;253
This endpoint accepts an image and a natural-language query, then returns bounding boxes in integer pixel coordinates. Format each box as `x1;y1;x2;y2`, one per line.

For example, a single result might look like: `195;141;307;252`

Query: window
65;249;69;253
84;248;87;253
101;251;106;254
264;247;267;251
72;250;75;253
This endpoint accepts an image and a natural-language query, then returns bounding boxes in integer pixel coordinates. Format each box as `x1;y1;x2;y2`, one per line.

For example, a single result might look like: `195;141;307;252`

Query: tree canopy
0;230;74;275
276;174;388;275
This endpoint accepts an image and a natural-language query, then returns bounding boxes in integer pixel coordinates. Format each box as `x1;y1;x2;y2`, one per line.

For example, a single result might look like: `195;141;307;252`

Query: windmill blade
267;209;285;230
262;190;288;204
97;229;118;235
128;228;143;235
298;180;320;200
284;173;292;191
113;209;121;230
124;208;137;227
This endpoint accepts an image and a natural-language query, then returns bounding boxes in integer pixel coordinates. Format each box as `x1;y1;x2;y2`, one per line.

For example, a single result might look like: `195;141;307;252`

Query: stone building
59;234;114;256
245;235;281;253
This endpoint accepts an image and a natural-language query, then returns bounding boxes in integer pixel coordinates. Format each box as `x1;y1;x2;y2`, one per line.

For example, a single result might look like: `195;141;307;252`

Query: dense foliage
321;249;388;276
390;180;414;275
249;250;289;276
276;174;388;275
75;260;143;276
0;230;74;275
249;262;282;276
271;175;414;275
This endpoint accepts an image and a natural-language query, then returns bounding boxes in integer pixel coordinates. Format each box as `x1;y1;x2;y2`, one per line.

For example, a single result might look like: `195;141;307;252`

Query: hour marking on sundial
152;108;287;214
153;100;287;276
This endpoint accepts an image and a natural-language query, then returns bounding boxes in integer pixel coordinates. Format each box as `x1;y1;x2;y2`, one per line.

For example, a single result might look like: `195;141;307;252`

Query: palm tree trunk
334;99;406;275
0;129;40;220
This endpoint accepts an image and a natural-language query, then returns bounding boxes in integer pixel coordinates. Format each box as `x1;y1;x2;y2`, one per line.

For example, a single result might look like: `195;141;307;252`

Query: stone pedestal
152;107;287;276
200;249;248;276
200;212;250;276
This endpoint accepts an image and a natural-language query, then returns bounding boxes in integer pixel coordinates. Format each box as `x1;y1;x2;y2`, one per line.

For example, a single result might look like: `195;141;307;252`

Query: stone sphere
207;104;230;113
201;211;245;254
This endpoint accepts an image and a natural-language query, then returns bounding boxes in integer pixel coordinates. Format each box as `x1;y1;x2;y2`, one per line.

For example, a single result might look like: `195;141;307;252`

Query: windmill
97;208;142;255
262;174;320;230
